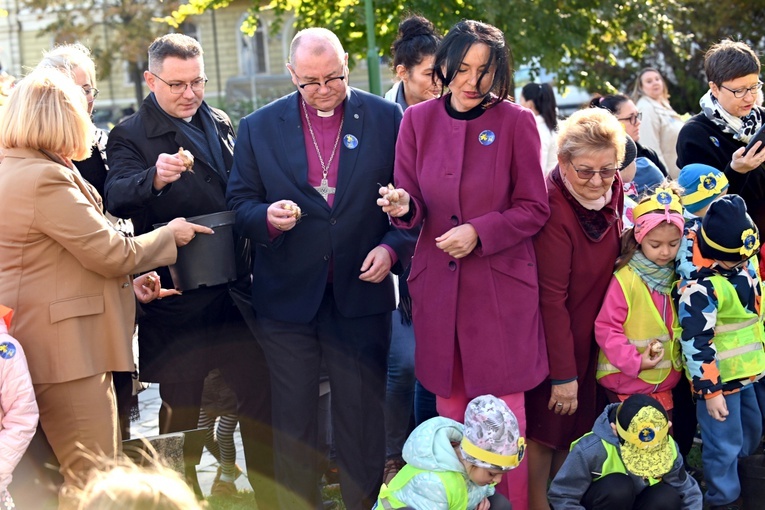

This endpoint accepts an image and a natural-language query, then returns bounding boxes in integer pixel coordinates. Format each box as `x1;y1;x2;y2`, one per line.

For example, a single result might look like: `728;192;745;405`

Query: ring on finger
556;402;563;407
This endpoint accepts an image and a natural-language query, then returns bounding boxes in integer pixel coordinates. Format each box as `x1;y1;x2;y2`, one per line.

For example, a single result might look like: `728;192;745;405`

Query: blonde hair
74;459;205;510
0;67;93;160
630;67;670;104
38;42;97;87
557;108;626;167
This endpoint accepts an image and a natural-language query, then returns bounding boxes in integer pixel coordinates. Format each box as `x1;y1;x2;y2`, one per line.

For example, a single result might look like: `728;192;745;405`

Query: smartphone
745;123;765;156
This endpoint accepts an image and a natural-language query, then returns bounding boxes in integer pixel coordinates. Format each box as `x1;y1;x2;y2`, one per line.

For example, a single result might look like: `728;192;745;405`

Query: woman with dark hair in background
380;19;550;510
382;13;441;485
520;82;558;175
591;94;666;194
385;15;441;110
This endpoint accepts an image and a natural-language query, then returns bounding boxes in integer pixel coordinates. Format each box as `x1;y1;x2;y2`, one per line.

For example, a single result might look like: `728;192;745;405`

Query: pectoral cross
314;178;336;201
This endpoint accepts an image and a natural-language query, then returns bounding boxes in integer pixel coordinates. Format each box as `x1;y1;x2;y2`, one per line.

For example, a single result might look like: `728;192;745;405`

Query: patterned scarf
628;250;675;295
699;89;763;143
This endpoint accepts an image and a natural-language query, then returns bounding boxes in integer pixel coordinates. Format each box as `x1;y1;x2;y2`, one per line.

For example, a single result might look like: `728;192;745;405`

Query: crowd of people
0;12;764;510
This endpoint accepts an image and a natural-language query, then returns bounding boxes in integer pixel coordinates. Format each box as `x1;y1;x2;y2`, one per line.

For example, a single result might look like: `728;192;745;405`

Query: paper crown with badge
632;188;683;220
699;194;760;262
615;394;674;479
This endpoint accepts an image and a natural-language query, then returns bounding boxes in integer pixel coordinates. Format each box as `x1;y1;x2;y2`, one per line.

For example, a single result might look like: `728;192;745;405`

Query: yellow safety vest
596;265;681;384
377;464;468;510
570;432;677;485
705;272;765;382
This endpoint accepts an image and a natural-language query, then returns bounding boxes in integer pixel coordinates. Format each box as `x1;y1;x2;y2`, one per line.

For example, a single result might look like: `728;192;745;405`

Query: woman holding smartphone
677;39;765;233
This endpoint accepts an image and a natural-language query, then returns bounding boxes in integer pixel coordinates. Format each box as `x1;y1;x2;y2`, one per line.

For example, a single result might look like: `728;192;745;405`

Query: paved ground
130;384;252;496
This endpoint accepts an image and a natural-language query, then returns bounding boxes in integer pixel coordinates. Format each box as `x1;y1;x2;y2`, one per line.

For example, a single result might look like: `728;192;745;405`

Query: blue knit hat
678;163;729;214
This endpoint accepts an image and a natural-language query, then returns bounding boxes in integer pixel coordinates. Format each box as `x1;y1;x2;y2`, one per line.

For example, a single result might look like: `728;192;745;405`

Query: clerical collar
301;99;345;118
444;93;490;120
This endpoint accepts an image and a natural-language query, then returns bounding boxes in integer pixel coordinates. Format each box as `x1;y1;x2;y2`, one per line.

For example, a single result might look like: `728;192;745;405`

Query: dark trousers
255;287;391;510
488;492;513;510
672;376;698;461
7;425;62;510
580;473;681;510
156;304;275;509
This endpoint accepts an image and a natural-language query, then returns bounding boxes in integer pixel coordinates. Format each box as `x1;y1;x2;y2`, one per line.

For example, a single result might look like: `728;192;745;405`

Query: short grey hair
38;43;97;87
148;33;203;73
289;28;344;66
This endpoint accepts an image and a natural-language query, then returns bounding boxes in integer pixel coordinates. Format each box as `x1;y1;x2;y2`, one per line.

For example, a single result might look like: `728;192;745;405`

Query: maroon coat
392;96;550;398
526;167;623;449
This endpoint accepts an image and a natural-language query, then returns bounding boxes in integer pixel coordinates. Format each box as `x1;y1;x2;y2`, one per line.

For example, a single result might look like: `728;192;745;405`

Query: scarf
149;93;228;182
699;89;763;143
628;250;675;295
560;167;613;211
551;166;622;242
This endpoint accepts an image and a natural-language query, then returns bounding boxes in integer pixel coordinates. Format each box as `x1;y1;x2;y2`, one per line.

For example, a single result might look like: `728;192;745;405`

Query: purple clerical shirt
267;95;397;278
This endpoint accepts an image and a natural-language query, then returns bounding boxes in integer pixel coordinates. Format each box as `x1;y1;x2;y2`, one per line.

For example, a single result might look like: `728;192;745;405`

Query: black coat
676;110;765;233
636;142;668;177
105;97;236;235
104;95;247;382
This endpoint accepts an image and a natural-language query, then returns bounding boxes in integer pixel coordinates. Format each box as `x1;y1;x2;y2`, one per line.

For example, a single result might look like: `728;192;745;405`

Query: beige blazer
0;148;177;384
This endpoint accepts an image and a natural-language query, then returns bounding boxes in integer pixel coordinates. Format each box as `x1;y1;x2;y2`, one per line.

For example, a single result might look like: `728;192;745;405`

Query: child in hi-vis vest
548;394;701;509
376;394;523;510
594;184;685;413
673;194;765;510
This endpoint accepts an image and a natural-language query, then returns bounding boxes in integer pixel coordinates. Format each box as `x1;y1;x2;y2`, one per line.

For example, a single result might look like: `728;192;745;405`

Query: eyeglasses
616;112;642;125
82;86;99;102
719;81;763;99
570;162;618;180
290;66;346;93
150;72;208;94
296;75;345;93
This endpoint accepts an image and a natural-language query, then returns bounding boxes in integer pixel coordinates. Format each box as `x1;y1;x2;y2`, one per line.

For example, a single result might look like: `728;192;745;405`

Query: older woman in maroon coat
524;108;625;510
379;20;549;510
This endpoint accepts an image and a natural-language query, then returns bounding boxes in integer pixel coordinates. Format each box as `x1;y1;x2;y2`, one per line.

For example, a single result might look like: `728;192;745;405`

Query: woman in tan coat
0;68;209;508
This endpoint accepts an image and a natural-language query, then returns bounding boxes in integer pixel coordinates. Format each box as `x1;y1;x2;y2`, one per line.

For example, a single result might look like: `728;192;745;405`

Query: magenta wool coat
392;96;551;398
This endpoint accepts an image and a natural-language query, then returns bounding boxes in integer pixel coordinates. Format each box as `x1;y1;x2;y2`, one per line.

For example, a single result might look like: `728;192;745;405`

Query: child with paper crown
375;394;523;510
675;163;730;282
0;306;38;510
672;163;731;469
595;184;685;412
673;194;765;509
548;394;702;509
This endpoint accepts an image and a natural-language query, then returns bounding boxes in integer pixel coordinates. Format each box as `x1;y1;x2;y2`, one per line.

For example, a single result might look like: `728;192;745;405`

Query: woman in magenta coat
524;108;625;510
379;20;550;510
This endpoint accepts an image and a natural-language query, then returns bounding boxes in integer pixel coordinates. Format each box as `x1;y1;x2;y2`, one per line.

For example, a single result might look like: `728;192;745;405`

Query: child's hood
591;402;620;447
402;416;465;473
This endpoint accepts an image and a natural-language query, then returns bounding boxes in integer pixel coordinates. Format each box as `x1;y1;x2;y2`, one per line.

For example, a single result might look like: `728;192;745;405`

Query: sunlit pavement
130;383;252;495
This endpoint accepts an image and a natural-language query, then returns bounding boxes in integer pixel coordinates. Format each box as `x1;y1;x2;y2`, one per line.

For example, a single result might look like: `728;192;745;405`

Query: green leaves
24;0;765;116
20;0;185;106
